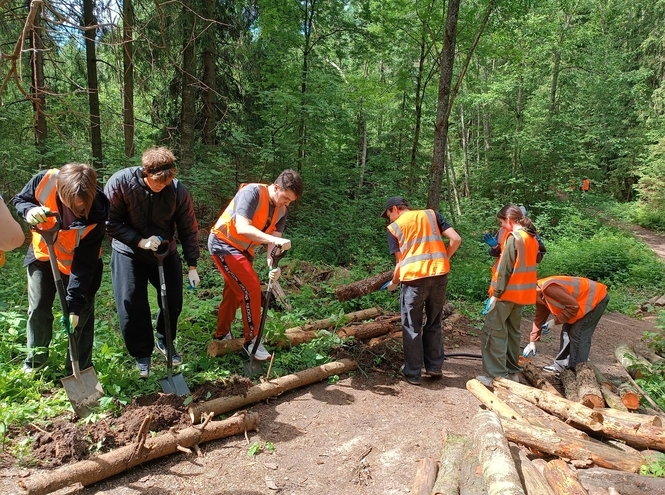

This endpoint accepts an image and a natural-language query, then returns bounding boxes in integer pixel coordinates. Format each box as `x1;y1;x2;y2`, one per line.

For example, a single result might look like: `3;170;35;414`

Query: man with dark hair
209;169;302;360
13;163;109;374
382;196;462;385
105;146;200;378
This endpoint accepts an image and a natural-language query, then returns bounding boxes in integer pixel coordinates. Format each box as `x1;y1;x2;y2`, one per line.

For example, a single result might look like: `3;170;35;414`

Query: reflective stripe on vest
210;183;286;257
387;209;449;282
31;169;98;275
489;229;538;304
538;276;608;324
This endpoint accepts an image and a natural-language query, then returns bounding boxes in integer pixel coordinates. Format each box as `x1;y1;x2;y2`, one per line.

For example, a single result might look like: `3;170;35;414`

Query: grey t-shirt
209;184;287;259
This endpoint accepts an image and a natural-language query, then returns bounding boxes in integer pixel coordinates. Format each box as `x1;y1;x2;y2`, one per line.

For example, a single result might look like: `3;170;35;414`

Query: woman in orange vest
209;169;302;361
477;204;539;386
523;276;609;374
382;196;462;385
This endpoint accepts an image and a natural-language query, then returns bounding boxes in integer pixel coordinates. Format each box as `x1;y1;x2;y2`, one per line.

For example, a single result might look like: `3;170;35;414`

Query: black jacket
13;170;110;315
104;167;199;267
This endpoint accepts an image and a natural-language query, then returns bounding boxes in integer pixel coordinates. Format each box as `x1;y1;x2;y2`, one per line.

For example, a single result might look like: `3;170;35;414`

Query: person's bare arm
442;227;461;258
0;199;25;251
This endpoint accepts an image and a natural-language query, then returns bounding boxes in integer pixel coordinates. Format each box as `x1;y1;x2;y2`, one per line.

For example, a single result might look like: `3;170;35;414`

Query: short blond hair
56;163;97;219
142;146;177;183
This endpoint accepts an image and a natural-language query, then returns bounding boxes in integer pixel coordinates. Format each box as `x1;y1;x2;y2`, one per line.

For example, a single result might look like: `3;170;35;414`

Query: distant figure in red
581;178;590;192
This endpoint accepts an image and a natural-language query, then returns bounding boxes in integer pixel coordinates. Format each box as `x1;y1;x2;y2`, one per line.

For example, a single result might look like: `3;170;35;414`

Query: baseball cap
381;196;409;218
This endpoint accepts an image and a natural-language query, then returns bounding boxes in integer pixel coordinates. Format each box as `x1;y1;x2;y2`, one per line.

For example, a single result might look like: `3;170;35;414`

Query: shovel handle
268;244;288;269
153;239;170;262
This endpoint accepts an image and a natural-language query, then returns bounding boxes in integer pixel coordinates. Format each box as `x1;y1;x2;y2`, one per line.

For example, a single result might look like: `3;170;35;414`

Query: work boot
155;338;183;366
400;365;421;385
424;368;443;379
135;357;151;379
243;337;271;361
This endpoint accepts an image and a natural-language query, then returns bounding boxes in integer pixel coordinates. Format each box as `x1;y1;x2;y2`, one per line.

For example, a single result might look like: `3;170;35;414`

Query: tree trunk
512;75;522;177
521;360;562;396
594;408;661;427
615;343;650;378
409;36;426;193
334;271;394;301
409;458;438;495
179;0;196;169
431;432;465;495
17;411;260;495
634;341;664;364
285;308;382;333
466;378;528;423
576;467;665;495
575;362;604;409
427;0;460;211
472;411;525;495
446;137;462;217
201;0;217;146
616;382;641;410
543;459;587;495
459;424;485;495
499;416;644;473
83;0;103;167
560;369;579;402
509;445;557;495
459;100;470;197
590;363;628;412
29;4;47;146
357;99;367;192
122;0;135;157
188;359;357;423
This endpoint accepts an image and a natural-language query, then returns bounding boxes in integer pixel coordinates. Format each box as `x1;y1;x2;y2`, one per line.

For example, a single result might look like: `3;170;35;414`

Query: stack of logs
410;354;665;495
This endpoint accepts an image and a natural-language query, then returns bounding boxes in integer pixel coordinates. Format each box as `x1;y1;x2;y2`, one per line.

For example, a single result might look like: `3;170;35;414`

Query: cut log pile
412;357;665;494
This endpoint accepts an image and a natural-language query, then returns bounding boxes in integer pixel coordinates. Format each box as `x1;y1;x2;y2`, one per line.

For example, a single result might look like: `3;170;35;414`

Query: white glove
26;206;50;225
188;268;200;288
69;314;79;331
522;342;537;358
269;267;281;281
542;319;556;334
387;282;399;291
276;239;291;252
138;235;162;251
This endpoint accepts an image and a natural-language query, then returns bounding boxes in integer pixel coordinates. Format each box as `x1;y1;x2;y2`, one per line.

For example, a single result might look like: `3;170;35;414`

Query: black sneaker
155;338;183;366
400;366;421;385
424;369;443;379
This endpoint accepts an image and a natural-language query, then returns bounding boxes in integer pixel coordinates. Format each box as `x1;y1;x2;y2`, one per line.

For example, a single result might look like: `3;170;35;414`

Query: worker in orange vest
523;276;609;374
383;196;461;385
581;178;590;192
477;204;539;387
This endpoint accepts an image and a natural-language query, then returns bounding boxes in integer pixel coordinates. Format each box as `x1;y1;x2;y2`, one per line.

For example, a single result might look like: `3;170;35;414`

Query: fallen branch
334;271;393;301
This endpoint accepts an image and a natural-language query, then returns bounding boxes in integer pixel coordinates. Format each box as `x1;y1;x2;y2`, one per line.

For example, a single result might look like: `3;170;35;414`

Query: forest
3;0;665;482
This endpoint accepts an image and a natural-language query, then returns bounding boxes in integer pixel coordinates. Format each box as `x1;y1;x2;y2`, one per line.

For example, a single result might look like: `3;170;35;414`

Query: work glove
188;268;200;289
269;267;281;282
138;235;162;251
541;318;556;335
275;238;291;252
522;342;537;358
26;206;50;225
482;232;498;248
386;282;399;291
481;297;496;315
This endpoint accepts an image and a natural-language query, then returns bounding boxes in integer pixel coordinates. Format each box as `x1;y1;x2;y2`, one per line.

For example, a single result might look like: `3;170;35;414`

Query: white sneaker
243;337;271;361
475;375;494;387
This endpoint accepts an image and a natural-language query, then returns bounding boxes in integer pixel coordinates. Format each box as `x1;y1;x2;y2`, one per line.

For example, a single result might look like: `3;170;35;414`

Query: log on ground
465;379;528;423
431;432;466;495
576;466;665;495
616;381;640;411
334;271;393;301
18;411;260;495
615;343;650;379
509;444;556;495
594;408;662;427
188;359;358;423
459;422;485;495
409;457;439;495
590;363;628;412
471;410;525;495
575;362;605;409
560;369;580;403
542;459;588;495
520;359;562;397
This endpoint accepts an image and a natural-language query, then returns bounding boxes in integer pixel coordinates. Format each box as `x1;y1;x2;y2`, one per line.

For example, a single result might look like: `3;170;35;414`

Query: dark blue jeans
400;274;447;380
110;249;183;359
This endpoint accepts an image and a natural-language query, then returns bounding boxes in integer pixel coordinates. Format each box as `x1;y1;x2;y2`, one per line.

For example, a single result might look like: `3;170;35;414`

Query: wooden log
431;432;466;495
334;270;394;301
270;280;292;311
466;379;528;423
188;359;357;423
655;294;665;306
560;369;580;403
410;458;439;495
17;411;259;495
588;413;665;452
284;307;382;334
493;387;590;441
595;408;662;427
577;466;665;495
459;422;485;495
590;363;628;412
576;362;605;409
499;416;644;473
634;341;664;364
616;382;640;411
542;459;588;495
471;411;525;495
509;445;557;495
521;359;562;397
615;343;650;378
493;378;604;431
336;320;395;339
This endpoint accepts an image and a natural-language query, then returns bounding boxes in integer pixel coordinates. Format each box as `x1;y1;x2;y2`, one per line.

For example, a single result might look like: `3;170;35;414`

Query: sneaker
543;364;563;373
135;357;151;378
400;366;421;385
213;332;233;341
155;338;183;366
22;362;46;375
475;375;494;387
424;369;443;378
243;337;271;361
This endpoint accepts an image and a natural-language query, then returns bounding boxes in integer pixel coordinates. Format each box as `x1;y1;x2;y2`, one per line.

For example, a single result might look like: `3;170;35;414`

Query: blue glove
380;281;390;290
481;298;492;315
541;319;555;335
482;233;498;248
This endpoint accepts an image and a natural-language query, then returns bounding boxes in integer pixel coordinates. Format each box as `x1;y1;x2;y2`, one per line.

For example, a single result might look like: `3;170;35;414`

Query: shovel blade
244;357;264;377
159;372;190;396
61;366;104;417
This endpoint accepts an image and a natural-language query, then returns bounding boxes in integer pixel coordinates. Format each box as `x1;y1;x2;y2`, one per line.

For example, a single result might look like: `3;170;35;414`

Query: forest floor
1;225;664;495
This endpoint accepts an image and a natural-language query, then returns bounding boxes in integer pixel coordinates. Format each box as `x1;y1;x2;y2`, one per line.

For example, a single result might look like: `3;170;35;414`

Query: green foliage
247;440;275;457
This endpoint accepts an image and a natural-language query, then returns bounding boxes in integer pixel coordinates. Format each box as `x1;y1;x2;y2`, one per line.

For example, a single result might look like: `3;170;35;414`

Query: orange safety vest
538;276;607;324
489;229;538;304
31;169;98;275
387;209;449;282
582;179;590;191
210;183;286;257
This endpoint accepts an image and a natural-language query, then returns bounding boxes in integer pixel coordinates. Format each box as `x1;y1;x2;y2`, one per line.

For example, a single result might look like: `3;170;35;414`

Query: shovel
244;244;288;376
154;240;190;396
36;212;104;417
